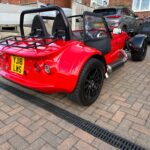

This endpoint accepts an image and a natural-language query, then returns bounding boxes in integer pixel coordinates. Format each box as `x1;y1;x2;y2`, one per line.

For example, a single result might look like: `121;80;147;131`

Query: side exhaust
107;59;126;74
105;51;128;78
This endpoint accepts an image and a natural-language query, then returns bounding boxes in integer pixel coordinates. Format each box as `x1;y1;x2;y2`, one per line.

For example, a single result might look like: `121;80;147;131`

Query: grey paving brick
40;144;55;150
0;130;16;144
9;135;28;150
115;119;133;140
58;120;76;133
136;134;150;150
43;121;62;134
0;121;5;128
146;117;150;128
57;130;71;140
0;110;9;120
29;118;47;131
96;120;115;132
0;142;11;150
26;127;46;143
1;96;16;106
17;116;32;127
57;135;79;150
0;104;12;113
4;113;22;124
21;109;35;118
25;138;46;150
14;124;31;137
75;140;96;150
42;131;62;147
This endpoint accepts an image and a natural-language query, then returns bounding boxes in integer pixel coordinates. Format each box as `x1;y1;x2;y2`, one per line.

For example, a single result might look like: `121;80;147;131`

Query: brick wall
0;0;149;17
109;0;150;18
109;0;132;7
136;11;150;18
0;0;71;7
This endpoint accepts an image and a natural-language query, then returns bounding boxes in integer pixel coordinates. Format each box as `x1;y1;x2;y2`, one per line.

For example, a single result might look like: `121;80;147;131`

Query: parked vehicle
93;7;141;33
0;3;72;32
0;6;148;106
138;21;150;42
144;16;150;23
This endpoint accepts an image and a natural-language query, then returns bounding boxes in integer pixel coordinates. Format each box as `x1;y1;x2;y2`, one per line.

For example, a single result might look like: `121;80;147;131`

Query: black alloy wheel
69;58;105;106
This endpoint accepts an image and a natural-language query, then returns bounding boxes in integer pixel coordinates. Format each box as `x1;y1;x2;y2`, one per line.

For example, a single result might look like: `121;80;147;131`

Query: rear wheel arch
91;54;107;72
69;57;105;106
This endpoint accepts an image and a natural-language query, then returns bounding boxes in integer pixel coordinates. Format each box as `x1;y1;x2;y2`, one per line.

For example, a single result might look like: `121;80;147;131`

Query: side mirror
113;28;122;34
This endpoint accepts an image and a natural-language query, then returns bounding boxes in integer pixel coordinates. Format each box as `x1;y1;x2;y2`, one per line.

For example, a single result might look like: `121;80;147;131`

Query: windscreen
84;13;107;41
94;8;117;16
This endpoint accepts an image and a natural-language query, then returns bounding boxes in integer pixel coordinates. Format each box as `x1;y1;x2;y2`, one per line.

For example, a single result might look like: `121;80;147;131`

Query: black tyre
69;58;105;106
131;40;147;61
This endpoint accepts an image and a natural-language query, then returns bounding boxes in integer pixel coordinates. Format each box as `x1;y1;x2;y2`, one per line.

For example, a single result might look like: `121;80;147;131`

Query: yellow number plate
11;56;25;75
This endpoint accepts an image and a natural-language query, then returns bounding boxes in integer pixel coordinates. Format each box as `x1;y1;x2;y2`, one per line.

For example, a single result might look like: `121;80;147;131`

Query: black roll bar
20;6;71;40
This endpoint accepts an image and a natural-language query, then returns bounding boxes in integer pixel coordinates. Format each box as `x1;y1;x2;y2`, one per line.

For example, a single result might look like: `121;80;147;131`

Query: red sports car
0;6;148;106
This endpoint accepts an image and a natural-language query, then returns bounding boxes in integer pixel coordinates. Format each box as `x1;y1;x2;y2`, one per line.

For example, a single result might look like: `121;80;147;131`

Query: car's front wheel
69;58;105;106
131;40;147;61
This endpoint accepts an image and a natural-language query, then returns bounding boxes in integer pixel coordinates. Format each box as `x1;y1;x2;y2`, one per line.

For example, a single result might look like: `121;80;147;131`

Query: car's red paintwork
0;32;128;93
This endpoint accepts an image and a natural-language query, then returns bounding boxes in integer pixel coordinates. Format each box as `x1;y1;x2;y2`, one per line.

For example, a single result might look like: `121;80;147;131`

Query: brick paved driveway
0;45;150;150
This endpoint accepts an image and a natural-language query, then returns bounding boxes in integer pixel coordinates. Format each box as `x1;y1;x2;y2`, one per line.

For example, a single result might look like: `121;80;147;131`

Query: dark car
138;21;150;42
93;7;140;33
144;16;150;23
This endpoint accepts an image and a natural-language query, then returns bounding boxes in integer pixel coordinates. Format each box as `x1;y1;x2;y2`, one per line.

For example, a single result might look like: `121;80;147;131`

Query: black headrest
52;13;66;35
30;15;49;38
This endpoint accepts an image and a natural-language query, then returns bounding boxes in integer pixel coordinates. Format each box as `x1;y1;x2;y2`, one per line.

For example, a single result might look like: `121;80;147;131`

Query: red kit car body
0;6;147;105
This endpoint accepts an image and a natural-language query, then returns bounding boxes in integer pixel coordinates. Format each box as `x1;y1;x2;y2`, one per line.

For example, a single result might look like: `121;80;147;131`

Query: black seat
52;13;73;40
30;15;49;38
52;13;67;38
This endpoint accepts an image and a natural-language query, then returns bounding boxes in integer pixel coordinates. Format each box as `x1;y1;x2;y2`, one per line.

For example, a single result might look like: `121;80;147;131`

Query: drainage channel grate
0;81;145;150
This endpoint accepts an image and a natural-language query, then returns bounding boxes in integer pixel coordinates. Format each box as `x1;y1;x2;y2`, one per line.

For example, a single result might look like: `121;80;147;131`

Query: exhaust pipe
107;59;125;74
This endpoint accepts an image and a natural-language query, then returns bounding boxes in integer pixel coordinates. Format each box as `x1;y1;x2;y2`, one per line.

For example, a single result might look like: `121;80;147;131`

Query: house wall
0;0;149;17
109;0;150;18
0;0;71;8
75;0;150;18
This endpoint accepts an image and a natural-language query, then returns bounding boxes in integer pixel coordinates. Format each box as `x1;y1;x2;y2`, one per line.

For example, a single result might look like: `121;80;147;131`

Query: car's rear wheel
131;40;147;61
69;58;105;106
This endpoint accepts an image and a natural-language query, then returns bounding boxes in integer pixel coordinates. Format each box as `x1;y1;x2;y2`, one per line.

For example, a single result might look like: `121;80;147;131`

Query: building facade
0;0;150;17
0;0;71;8
109;0;150;17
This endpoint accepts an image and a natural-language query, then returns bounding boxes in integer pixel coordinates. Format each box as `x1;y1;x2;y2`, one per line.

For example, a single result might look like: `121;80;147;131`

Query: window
91;0;109;7
132;0;150;12
94;8;117;16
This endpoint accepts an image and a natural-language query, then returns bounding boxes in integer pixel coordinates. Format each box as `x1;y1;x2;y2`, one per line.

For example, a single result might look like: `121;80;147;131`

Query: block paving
0;32;150;149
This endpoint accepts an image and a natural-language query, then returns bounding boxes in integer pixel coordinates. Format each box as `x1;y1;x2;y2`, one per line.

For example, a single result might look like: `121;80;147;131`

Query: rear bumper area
0;70;70;94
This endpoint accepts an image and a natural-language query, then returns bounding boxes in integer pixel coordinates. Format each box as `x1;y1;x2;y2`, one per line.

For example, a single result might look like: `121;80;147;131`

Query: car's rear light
34;63;41;72
44;64;51;74
107;15;121;19
5;65;9;70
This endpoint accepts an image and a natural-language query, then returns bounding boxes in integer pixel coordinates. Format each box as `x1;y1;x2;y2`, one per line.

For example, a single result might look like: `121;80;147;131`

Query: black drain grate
0;81;145;150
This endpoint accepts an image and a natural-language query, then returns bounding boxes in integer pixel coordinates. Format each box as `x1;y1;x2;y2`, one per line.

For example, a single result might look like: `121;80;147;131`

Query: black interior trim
85;38;111;54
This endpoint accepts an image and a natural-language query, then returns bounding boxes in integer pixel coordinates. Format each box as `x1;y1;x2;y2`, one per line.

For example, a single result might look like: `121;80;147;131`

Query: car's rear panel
0;38;76;93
